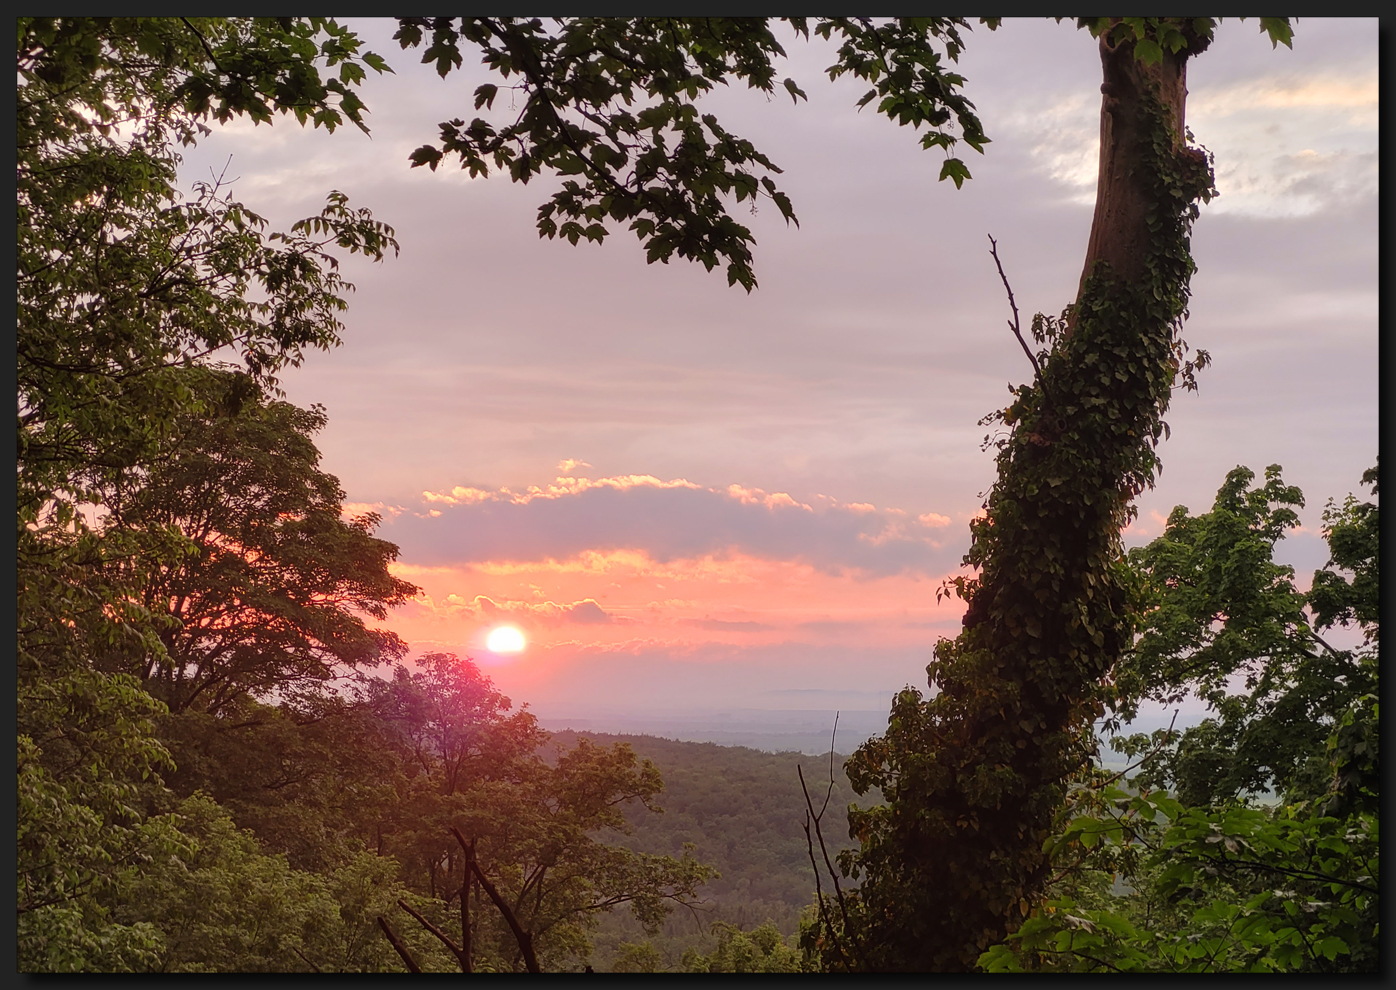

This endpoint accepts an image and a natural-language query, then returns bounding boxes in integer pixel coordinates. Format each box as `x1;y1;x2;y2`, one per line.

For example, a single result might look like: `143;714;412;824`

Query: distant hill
547;730;878;971
536;708;890;756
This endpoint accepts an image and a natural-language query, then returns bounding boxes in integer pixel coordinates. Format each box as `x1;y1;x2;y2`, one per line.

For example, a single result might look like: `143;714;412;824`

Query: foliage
611;940;664;972
1107;466;1374;808
330;657;717;971
103;793;442;973
1308;462;1379;645
17;687;181;973
95;370;418;715
681;921;807;973
980;786;1378;972
18;17;395;514
977;463;1379;973
155;693;405;873
393;16;990;289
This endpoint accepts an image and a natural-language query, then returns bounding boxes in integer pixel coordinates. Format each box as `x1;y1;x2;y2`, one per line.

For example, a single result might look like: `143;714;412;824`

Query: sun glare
486;625;526;653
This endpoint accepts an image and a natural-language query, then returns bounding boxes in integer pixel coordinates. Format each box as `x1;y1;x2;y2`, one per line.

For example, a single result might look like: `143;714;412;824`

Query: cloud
389;473;961;577
408;593;621;628
1187;73;1378;120
683;618;776;632
341;501;404;521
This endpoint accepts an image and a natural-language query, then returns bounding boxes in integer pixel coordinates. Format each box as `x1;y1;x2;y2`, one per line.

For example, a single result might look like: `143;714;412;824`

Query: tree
16;18;397;969
1307;462;1379;646
96;369;418;715
18;17;395;516
18;16;397;702
977;462;1378;973
1110;465;1374;807
681;921;807;973
367;654;716;971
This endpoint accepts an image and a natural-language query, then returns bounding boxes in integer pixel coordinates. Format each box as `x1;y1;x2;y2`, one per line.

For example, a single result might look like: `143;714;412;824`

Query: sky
177;18;1378;723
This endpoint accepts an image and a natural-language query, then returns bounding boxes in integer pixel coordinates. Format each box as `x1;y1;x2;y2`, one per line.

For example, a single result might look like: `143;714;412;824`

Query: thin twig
1096;709;1180;789
987;234;1044;381
800;784;851;971
820;711;840;818
799;763;864;970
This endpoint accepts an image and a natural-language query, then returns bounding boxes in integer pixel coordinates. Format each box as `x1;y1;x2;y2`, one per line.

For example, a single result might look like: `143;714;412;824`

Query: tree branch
452;825;540;973
397;897;468;971
798;719;867;972
987;234;1044;382
376;916;422;973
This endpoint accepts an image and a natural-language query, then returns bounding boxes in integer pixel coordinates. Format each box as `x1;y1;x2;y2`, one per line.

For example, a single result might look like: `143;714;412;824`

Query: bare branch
987;234;1044;381
292;946;322;972
801;798;849;971
799;762;864;970
1097;708;1179;790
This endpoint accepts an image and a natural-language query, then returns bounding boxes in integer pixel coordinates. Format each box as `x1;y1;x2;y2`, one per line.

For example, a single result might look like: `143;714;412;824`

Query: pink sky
178;19;1377;718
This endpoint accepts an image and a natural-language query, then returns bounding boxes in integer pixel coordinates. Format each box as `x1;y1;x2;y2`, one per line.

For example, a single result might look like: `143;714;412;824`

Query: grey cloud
460;594;617;627
797;619;871;633
386;482;958;577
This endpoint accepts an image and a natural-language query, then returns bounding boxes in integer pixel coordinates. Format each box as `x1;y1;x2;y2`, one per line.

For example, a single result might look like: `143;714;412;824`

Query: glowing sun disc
487;626;526;653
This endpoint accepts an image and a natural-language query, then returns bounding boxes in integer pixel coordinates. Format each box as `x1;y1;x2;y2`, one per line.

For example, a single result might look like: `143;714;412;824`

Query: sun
486;625;526;653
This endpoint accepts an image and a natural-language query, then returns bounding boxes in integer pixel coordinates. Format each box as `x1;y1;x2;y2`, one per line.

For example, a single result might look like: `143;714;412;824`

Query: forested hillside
548;732;871;970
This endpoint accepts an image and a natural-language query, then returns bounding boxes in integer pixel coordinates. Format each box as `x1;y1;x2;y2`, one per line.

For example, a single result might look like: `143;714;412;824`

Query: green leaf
938;157;971;188
1133;38;1164;66
1257;17;1294;50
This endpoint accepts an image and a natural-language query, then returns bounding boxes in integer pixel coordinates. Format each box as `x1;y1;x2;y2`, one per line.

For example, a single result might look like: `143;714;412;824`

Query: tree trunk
1071;28;1206;328
841;21;1217;972
460;839;474;973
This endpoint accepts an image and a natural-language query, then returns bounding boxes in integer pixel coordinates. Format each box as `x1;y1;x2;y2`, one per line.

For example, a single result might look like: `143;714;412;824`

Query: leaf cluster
394;17;990;289
981;463;1378;973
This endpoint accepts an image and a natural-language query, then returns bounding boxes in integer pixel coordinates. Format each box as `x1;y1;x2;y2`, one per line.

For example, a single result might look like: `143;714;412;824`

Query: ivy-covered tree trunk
837;25;1217;972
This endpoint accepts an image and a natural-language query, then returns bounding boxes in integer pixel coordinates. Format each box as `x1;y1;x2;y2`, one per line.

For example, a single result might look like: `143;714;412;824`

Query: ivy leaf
1133;38;1164;66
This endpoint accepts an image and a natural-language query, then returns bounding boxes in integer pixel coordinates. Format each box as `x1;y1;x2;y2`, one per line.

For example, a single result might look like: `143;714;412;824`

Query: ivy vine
816;86;1220;971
